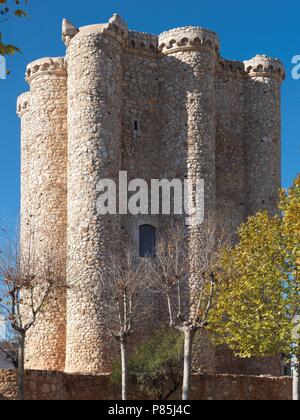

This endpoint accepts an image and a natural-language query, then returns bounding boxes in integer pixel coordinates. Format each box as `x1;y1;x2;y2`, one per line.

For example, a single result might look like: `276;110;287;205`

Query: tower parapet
244;55;285;81
25;57;67;84
216;58;246;78
158;26;220;55
128;31;158;56
62;14;128;48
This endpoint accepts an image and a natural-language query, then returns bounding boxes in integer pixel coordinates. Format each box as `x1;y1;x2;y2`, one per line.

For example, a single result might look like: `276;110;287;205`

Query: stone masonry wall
0;369;292;401
215;61;246;235
121;38;163;341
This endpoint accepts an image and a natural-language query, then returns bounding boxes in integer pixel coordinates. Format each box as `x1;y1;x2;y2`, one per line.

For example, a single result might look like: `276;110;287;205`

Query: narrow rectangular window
139;225;156;258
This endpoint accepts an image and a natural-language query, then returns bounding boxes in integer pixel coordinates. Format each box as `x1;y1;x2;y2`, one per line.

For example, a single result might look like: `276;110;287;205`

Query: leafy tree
0;0;28;56
112;328;184;400
280;175;300;399
280;176;300;268
209;175;300;399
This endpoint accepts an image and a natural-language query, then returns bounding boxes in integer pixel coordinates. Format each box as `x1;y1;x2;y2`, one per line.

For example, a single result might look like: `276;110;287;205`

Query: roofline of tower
158;26;220;56
217;56;285;82
159;26;219;41
60;15;285;79
25;57;67;84
244;54;286;81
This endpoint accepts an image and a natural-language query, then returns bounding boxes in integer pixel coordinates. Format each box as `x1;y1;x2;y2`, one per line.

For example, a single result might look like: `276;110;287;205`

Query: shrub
111;327;184;400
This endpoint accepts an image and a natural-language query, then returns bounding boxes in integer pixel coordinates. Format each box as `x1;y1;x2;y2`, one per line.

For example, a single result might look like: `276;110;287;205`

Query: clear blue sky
0;0;299;230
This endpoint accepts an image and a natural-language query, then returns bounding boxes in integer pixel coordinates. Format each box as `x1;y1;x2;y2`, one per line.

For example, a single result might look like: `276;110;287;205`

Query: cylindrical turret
65;17;126;373
18;57;68;371
243;55;285;215
158;27;219;319
158;28;219;209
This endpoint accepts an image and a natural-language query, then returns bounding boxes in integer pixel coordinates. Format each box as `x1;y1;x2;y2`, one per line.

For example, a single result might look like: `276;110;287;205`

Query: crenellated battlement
127;31;158;56
217;58;246;78
25;57;67;84
17;92;30;116
244;55;285;81
63;14;129;48
61;14;286;86
216;55;286;82
106;13;128;41
158;26;220;56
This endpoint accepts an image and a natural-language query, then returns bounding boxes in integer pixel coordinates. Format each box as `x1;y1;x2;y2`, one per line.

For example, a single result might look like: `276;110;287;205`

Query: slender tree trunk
293;359;300;401
18;332;26;401
182;328;195;401
120;337;127;401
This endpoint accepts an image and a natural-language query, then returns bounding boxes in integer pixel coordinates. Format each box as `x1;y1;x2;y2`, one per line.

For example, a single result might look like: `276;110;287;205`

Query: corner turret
244;55;285;82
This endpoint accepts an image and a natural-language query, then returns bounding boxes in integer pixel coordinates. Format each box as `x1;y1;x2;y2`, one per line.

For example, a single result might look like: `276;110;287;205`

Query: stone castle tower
17;14;285;374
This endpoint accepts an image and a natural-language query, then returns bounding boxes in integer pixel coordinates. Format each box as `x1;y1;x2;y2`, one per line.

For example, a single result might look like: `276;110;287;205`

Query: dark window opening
134;120;139;131
139;225;156;258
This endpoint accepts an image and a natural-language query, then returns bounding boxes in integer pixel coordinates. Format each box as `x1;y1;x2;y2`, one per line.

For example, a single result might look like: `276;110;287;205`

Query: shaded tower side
65;17;125;373
158;27;219;372
121;30;161;229
215;60;247;235
214;56;285;377
243;55;285;215
120;32;164;331
18;57;68;371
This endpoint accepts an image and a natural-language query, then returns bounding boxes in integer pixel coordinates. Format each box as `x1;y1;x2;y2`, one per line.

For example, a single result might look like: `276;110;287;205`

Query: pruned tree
0;235;65;400
100;248;148;401
146;222;227;400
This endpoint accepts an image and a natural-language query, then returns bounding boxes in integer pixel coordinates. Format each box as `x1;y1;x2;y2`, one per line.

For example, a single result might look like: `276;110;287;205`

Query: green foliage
0;0;28;56
280;175;300;263
111;328;184;400
209;175;300;360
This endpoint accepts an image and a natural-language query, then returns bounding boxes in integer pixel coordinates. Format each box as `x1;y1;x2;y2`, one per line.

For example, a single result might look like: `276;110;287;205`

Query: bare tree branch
145;220;228;400
0;230;67;400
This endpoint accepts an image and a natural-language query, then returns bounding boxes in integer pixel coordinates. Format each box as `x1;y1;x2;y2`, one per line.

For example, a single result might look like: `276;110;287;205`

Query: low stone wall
189;374;292;401
0;370;18;400
0;369;292;400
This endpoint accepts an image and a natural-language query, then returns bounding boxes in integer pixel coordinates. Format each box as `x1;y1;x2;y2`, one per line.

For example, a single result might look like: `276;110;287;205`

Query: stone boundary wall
0;370;292;400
